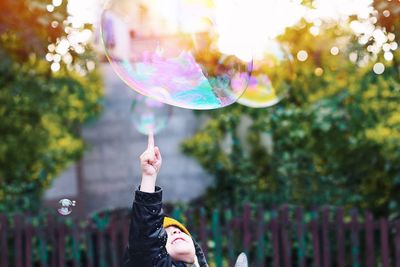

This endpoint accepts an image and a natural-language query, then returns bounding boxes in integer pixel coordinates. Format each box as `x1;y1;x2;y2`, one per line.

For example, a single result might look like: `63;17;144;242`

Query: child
122;132;208;267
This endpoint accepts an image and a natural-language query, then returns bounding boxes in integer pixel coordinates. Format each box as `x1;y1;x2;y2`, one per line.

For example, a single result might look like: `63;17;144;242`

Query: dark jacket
122;186;208;267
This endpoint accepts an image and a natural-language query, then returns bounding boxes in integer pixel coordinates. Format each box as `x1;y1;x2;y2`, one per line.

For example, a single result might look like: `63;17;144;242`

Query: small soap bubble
57;199;76;216
236;41;293;108
131;94;172;135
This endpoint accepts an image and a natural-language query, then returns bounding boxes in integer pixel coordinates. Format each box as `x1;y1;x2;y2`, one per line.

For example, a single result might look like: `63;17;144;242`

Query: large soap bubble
131;94;172;135
101;0;252;110
235;40;292;108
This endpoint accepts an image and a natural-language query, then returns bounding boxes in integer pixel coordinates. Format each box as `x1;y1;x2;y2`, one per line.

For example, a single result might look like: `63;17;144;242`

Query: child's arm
139;131;162;193
122;133;174;267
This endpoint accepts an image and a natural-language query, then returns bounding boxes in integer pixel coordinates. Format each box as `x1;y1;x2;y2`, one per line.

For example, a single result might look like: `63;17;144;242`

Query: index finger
147;130;154;149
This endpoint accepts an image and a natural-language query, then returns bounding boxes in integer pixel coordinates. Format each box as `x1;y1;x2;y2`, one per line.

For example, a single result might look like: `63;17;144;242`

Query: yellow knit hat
163;217;191;236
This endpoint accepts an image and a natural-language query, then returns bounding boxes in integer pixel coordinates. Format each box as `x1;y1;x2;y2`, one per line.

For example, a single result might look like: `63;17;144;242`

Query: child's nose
172;228;181;235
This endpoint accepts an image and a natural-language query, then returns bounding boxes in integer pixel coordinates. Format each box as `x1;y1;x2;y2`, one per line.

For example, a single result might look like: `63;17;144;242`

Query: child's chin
172;244;191;252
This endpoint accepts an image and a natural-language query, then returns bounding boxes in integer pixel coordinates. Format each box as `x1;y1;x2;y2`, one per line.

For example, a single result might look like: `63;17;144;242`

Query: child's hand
140;131;162;179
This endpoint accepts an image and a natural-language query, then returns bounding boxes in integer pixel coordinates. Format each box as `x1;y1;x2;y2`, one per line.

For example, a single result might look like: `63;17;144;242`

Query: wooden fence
0;205;399;267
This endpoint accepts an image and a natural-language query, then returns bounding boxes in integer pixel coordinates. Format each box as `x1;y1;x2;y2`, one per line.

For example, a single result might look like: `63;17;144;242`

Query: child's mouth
172;237;185;244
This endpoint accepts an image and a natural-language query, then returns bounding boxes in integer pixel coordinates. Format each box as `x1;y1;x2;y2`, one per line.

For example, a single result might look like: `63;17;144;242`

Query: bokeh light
297;50;308;62
373;62;385;74
100;0;252;110
330;47;340;56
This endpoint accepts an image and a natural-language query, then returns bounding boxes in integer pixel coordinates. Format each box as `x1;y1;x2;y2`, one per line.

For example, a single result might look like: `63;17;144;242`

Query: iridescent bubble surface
57;199;76;216
235;40;292;108
131;94;172;135
100;0;251;110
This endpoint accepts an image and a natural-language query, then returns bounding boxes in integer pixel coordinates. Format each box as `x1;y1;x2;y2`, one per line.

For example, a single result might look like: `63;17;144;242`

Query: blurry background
0;0;399;266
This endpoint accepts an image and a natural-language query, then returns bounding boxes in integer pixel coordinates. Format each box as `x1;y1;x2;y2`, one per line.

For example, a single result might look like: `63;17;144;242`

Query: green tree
0;0;103;213
182;3;400;217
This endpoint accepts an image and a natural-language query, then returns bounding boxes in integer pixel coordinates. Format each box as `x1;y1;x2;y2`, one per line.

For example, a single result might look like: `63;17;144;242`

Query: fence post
0;214;9;267
350;209;360;267
310;209;321;267
365;211;375;267
336;208;345;267
321;207;331;267
295;207;306;267
380;218;390;267
280;205;292;267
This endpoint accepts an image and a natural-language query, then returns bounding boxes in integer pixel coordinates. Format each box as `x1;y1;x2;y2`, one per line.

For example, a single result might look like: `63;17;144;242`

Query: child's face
165;226;196;263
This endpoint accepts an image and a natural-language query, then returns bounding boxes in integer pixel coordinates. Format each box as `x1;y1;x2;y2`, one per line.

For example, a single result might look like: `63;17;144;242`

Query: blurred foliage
182;2;400;218
0;0;103;213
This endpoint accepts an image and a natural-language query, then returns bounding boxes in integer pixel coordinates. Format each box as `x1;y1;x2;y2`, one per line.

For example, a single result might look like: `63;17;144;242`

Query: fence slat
14;215;23;267
280;205;292;267
25;219;33;267
380;218;390;267
48;215;57;267
109;217;118;267
256;206;266;267
37;219;48;267
0;215;9;267
85;227;95;267
57;220;66;267
322;207;331;267
310;210;321;267
295;207;306;267
242;204;251;255
350;209;360;267
270;208;280;267
97;229;107;267
212;209;223;267
71;219;81;267
199;207;208;257
336;208;345;267
395;220;400;267
365;212;375;267
224;209;236;267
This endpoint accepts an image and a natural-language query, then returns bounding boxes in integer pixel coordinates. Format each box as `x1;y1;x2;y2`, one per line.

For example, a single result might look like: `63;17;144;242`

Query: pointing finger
147;130;154;150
